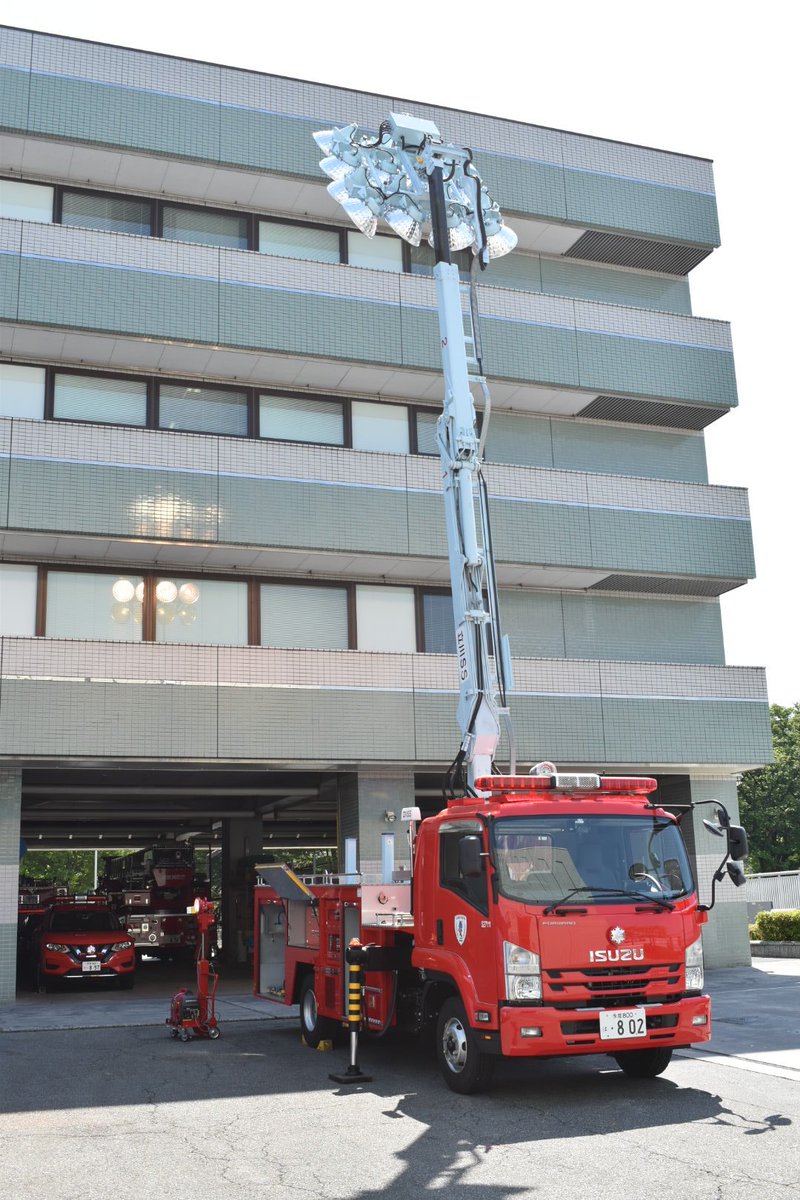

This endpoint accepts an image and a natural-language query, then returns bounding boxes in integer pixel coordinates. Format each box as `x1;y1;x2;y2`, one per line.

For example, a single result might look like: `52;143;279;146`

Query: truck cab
411;772;710;1091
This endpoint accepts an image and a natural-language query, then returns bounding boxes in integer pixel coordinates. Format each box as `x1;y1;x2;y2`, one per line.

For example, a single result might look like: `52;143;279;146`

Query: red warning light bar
599;777;658;794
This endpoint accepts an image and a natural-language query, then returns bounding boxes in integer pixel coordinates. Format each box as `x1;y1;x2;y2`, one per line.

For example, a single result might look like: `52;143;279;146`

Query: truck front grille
544;964;682;1009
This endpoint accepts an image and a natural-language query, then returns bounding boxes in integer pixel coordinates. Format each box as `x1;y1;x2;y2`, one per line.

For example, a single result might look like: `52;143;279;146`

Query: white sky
4;1;797;705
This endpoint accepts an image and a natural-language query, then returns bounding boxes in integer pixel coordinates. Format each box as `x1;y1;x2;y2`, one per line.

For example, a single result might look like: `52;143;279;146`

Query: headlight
45;943;70;953
111;941;134;952
503;941;542;1001
685;934;704;992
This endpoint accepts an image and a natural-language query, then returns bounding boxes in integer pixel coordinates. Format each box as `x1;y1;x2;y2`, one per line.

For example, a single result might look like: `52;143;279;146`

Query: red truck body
100;847;204;959
254;774;714;1092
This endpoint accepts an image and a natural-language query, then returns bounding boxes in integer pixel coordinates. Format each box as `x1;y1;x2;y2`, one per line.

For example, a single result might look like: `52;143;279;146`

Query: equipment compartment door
258;901;287;999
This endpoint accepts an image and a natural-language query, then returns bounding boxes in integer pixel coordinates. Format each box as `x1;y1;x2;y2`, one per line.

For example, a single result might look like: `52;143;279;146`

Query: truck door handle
436;919;444;945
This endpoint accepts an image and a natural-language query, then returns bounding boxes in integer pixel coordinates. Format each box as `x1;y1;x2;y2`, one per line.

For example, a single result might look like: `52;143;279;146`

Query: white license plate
82;961;102;973
599;1007;647;1040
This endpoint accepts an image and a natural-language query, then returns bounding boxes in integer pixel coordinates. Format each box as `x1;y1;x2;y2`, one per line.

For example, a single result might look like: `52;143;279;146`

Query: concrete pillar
338;769;416;877
685;776;751;968
0;768;23;1003
221;816;263;966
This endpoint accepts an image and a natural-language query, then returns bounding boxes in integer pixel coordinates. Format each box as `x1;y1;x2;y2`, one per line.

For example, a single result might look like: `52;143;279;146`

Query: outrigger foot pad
329;1066;373;1084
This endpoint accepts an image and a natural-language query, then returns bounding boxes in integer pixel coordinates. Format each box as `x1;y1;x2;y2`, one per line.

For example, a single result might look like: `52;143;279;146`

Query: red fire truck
250;115;750;1093
100;846;207;960
254;768;747;1093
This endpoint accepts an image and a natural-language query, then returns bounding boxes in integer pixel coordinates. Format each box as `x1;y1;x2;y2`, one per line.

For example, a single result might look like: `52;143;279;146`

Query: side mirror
458;835;483;879
726;861;746;888
727;825;748;862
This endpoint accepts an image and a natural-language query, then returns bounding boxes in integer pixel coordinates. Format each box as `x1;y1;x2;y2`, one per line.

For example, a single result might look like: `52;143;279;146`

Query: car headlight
685;934;704;992
111;942;135;952
45;943;70;953
503;941;542;1001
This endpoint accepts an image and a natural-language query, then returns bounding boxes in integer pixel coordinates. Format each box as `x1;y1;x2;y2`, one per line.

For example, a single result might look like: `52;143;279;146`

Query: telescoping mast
314;113;517;793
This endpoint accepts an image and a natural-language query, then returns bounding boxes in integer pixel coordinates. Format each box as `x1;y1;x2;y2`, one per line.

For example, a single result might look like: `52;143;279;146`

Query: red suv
30;899;136;992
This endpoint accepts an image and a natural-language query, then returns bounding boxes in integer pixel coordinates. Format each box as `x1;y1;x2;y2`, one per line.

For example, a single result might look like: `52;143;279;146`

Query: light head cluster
313;112;517;261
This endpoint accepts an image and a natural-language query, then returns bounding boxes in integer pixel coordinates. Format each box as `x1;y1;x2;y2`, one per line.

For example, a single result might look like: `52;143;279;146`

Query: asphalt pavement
1;959;798;1200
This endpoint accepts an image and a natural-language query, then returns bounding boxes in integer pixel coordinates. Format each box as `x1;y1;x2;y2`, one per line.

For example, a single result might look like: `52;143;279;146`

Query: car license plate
82;961;102;973
599;1007;647;1040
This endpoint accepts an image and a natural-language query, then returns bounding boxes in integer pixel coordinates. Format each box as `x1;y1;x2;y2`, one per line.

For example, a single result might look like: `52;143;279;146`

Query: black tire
299;974;337;1049
436;996;495;1095
118;974;135;990
208;1026;221;1040
614;1047;673;1078
36;966;55;994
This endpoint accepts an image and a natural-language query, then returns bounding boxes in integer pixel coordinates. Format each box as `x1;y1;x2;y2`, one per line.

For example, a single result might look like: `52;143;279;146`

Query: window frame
46;366;154;429
26;567;455;657
258;215;347;264
55;185;156;237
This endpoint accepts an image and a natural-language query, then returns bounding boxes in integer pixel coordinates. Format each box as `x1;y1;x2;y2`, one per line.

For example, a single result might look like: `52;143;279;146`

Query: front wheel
299;974;337;1049
614;1047;673;1078
436;996;495;1094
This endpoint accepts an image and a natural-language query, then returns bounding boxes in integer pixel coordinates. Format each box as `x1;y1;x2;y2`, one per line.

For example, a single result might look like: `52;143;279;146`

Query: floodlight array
313;117;517;260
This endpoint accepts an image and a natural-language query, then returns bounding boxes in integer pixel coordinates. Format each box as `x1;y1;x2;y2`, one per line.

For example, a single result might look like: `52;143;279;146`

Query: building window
0;179;54;223
45;572;145;641
415;410;439;456
259;393;345;445
159;383;248;436
60;191;152;236
351;400;410;454
259;220;341;264
0;364;45;419
347;232;404;273
0;564;38;635
161;205;249;250
155;578;248;645
422;592;453;654
409;244;471;277
261;583;349;649
53;373;148;426
356;585;416;651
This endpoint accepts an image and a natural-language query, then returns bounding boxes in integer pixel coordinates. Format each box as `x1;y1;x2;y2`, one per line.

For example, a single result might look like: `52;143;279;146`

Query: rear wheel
614;1047;673;1078
436;996;495;1094
299;974;337;1048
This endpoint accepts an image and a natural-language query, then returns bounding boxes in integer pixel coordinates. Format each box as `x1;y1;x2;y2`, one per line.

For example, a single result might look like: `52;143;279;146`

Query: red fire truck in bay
254;767;747;1093
100;846;207;960
251;114;750;1094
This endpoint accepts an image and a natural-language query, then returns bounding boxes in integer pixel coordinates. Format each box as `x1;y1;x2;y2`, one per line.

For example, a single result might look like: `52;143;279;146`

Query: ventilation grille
566;230;713;275
578;395;724;430
590;574;744;597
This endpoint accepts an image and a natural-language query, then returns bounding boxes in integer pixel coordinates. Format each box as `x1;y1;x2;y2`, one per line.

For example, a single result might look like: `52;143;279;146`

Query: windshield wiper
542;886;674;915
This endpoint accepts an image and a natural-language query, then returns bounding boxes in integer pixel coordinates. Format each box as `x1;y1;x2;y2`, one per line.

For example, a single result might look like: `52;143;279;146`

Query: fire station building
0;26;772;1001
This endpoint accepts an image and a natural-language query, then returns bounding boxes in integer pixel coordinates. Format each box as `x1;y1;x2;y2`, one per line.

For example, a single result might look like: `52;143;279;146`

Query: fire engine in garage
100;846;208;960
253;113;749;1093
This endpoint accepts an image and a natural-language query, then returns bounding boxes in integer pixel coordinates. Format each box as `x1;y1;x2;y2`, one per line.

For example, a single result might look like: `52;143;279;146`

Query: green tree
739;703;800;873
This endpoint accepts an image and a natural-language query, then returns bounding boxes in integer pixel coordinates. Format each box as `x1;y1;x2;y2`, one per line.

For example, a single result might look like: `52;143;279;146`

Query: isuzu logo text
456;629;468;681
589;947;645;963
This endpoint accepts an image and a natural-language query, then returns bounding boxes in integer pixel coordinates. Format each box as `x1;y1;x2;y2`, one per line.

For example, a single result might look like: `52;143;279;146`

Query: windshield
49;910;120;933
493;814;693;905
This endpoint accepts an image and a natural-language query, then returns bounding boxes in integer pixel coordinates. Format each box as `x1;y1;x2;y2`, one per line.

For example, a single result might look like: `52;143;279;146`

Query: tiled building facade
0;27;771;1000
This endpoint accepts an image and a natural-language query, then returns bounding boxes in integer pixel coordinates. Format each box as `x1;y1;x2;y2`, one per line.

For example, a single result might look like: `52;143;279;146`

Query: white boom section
433;260;513;788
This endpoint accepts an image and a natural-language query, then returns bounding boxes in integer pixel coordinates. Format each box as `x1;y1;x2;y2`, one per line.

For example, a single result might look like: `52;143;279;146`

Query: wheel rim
441;1014;469;1073
302;987;318;1032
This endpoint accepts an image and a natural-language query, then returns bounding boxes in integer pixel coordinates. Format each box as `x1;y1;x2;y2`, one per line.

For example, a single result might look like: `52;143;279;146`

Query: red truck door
433;821;498;1014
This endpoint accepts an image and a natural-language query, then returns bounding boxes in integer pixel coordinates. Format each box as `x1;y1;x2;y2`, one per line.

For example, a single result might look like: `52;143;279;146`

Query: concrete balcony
0;218;736;428
0;418;753;594
1;25;719;270
0;638;771;771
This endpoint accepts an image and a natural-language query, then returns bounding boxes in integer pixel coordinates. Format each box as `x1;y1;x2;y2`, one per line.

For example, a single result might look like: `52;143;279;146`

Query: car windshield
49;910;120;933
492;814;694;905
